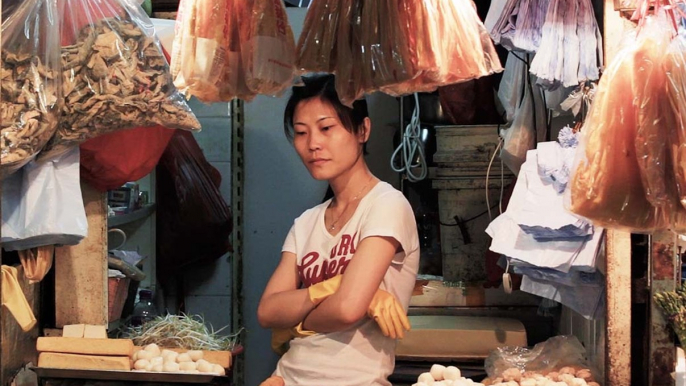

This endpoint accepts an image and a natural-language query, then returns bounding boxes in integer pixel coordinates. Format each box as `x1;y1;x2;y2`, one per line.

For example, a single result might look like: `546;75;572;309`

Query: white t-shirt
274;181;420;386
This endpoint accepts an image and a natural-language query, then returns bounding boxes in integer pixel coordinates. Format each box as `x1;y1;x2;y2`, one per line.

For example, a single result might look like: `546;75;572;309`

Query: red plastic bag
79;125;174;191
156;130;232;288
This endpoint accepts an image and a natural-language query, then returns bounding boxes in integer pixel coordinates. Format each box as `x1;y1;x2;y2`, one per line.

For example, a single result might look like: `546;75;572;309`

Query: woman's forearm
301;292;367;333
257;288;316;329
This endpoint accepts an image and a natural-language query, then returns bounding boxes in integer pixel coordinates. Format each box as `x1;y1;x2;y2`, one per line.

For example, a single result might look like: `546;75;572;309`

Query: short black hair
283;74;369;146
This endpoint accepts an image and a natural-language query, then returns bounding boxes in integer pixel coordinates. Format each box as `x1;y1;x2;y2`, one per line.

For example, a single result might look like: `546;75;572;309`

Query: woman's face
292;97;367;181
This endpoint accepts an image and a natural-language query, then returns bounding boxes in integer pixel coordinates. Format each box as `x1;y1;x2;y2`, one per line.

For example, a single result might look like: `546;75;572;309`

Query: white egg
176;353;193;363
132;351;139;362
187;350;204;361
133;359;150;370
211;364;226;376
197;360;214;374
179;362;197;371
137;350;154;361
431;364;446;381
161;349;175;357
443;366;461;381
163;362;180;372
151;364;164;372
418;372;435;385
144;343;161;356
162;351;179;362
150;356;164;366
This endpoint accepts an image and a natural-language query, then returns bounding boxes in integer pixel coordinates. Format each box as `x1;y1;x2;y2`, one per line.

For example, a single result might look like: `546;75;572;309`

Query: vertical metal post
231;99;245;386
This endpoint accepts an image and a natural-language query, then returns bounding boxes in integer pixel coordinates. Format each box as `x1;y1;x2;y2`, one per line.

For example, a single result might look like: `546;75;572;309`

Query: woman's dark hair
283;74;369;145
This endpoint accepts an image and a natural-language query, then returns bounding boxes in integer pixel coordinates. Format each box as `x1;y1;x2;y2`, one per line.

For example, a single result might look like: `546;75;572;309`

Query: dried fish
1;52;60;175
40;17;201;160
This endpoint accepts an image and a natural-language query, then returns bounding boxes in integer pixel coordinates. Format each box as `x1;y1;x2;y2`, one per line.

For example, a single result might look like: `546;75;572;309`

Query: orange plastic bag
80;125;174;192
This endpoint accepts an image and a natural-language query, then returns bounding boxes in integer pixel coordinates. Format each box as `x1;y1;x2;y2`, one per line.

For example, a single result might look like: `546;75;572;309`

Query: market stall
2;0;686;386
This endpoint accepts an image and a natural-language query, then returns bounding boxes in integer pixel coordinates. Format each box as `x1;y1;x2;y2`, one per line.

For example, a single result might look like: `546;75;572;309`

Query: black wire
439;202;501;227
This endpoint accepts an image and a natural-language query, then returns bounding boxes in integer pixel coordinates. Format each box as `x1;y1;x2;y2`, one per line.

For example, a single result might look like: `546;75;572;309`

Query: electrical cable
391;93;428;183
486;138;504;221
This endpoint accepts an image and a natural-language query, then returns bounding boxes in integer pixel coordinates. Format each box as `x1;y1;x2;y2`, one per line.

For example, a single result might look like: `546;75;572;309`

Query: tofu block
84;324;108;339
38;352;131;371
37;337;134;357
62;324;85;338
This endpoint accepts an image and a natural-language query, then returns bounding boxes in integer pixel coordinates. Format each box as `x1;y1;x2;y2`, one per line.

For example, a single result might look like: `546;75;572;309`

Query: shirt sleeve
359;190;419;264
281;222;297;254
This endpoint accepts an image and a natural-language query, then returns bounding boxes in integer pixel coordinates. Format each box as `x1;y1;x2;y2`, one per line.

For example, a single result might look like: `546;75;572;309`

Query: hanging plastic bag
501;70;537;175
0;0;61;178
39;0;201;161
242;0;296;96
334;0;364;106
665;32;686;211
170;0;229;101
295;0;340;74
80;48;176;192
156;130;233;289
79;125;174;192
567;23;668;233
633;17;675;210
2;148;88;251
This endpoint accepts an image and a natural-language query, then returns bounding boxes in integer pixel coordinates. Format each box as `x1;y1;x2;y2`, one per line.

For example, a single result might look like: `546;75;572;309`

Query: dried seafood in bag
40;0;200;161
242;0;296;96
665;32;686;210
1;0;61;177
567;24;668;232
170;0;229;100
295;0;339;74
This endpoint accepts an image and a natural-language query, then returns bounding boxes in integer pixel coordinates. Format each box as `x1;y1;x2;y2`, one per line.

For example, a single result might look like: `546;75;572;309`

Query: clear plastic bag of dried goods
567;19;670;233
296;0;340;74
633;17;675;211
1;0;61;178
378;0;503;100
170;0;229;101
241;0;296;96
334;0;363;106
665;31;686;211
39;0;201;161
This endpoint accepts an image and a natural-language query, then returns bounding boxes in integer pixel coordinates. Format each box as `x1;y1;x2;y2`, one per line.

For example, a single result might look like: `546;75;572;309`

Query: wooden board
55;182;108;327
32;367;223;384
133;347;231;369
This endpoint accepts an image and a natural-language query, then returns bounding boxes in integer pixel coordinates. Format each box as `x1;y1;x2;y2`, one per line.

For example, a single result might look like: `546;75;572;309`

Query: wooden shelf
108;204;156;228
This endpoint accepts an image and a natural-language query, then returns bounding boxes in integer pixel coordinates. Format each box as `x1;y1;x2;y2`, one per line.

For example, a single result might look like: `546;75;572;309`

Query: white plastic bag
501;79;536;175
2;148;88;250
497;51;528;123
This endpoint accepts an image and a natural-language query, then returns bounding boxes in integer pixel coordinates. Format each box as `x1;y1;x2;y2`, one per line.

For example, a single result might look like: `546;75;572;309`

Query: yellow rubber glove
259;376;285;386
368;289;411;339
270;324;316;355
2;266;37;332
307;274;343;305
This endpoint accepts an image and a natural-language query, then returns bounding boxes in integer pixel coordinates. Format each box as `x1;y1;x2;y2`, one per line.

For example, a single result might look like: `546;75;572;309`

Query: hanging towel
2;266;37;332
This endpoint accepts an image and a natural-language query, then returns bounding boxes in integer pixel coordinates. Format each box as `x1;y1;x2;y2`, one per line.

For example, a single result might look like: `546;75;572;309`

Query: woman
257;74;420;386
